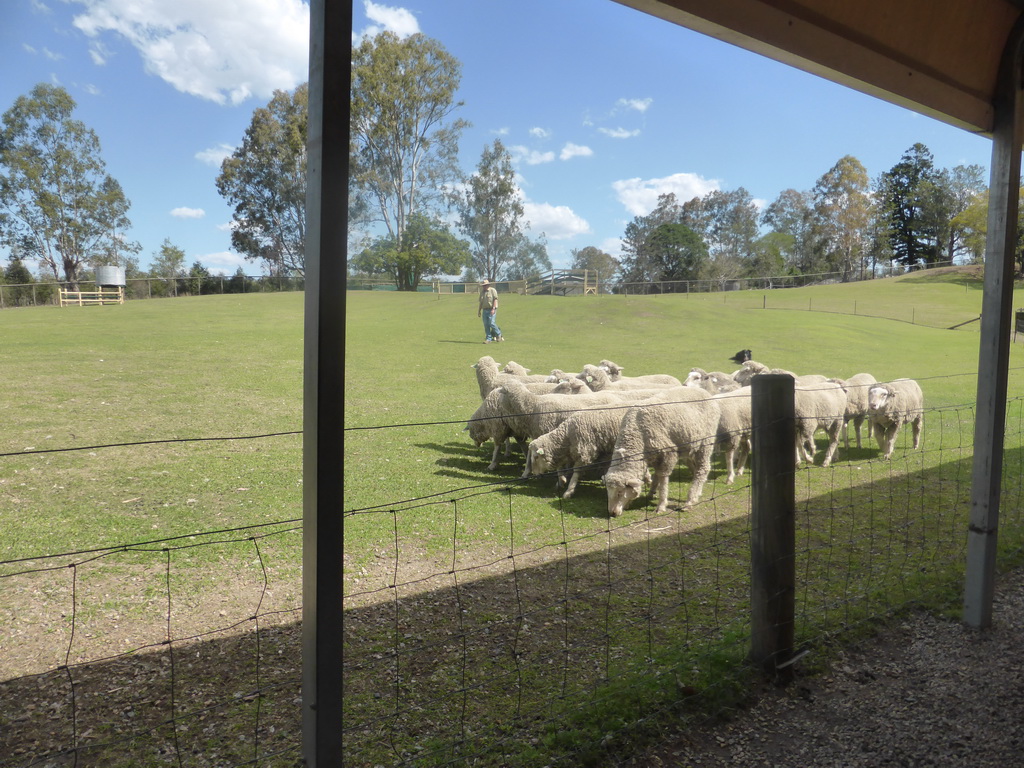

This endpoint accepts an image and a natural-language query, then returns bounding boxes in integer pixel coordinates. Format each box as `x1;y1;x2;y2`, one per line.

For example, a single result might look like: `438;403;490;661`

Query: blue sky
3;0;996;276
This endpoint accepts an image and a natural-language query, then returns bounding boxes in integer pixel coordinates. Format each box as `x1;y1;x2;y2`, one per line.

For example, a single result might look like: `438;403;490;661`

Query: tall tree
812;155;871;280
570;245;619;282
618;193;684;289
646;222;708;289
940;164;987;263
351;31;468;249
879;143;940;267
217;84;307;276
0;83;138;287
151;238;186;297
761;188;819;273
457;139;548;280
352;212;470;290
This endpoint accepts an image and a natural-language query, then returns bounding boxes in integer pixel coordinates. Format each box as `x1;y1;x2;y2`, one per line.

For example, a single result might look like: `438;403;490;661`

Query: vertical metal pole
750;374;796;678
964;18;1024;629
303;0;349;763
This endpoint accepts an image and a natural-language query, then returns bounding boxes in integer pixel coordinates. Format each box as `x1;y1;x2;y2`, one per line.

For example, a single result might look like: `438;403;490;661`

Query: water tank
95;266;126;286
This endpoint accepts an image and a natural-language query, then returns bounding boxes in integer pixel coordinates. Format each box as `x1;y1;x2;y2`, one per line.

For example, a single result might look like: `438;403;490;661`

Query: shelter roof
615;0;1024;136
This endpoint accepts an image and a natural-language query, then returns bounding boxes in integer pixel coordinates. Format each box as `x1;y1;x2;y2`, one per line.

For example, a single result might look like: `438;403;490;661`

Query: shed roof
614;0;1024;136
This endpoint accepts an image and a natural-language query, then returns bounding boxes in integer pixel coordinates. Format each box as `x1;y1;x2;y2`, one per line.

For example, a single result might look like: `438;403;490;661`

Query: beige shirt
479;286;498;311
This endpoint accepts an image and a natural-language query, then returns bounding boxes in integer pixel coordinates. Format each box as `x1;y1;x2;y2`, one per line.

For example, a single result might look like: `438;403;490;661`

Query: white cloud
195;143;235;167
196;250;248;276
31;0;51;14
599;127;641;139
170;206;206;219
599;237;624;257
612;172;721;216
618;97;653;113
42;47;63;61
523;202;590;240
560;142;592;161
510;145;555;166
22;44;37;54
216;220;237;231
529;127;550;139
355;1;420;41
88;41;112;65
84;83;101;95
71;0;310;105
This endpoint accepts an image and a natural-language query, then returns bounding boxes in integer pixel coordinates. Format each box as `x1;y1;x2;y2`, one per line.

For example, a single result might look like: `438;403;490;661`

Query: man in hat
477;278;503;343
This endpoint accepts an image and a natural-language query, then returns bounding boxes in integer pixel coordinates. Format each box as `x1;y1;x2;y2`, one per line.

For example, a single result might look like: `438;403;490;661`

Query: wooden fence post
750;374;796;679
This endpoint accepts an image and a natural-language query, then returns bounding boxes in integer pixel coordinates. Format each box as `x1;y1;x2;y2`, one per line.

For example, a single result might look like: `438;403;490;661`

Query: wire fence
0;275;305;308
5;387;1024;766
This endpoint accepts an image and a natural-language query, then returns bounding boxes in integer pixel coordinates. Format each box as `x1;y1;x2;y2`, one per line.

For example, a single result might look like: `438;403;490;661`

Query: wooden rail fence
59;286;125;307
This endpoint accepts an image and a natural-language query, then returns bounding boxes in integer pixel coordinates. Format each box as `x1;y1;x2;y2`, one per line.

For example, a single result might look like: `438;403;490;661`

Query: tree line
0;33;1012;293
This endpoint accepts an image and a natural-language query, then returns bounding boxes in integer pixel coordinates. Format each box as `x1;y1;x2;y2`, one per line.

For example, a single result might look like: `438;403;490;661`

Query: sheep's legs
685;445;713;507
821;422;842;467
562;470;582;499
912;416;923;449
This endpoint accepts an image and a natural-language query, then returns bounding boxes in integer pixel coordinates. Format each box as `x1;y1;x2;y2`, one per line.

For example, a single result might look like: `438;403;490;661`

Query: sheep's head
527;443;552;476
553;378;585;394
598;360;625;380
578;364;606;390
547;369;571;383
867;384;895;412
503;361;530;375
684;368;707;387
605;476;643;517
466;419;488;447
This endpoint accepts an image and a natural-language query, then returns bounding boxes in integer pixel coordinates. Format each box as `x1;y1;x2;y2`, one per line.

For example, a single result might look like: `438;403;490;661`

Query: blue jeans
483;310;501;341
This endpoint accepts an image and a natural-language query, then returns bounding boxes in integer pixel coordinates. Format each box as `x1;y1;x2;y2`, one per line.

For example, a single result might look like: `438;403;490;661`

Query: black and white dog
729;349;752;364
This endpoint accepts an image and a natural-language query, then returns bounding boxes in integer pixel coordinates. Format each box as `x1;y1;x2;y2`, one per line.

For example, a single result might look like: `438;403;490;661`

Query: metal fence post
750;374;796;679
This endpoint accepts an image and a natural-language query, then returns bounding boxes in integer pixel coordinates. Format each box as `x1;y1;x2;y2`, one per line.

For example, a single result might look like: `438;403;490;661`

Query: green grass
6;273;1024;766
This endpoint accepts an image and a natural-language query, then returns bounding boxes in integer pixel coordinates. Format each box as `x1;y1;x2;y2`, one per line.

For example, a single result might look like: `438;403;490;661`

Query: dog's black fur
729;349;752;364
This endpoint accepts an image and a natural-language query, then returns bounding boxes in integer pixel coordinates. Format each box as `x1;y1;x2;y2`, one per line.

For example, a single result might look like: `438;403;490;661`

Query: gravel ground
627;567;1024;767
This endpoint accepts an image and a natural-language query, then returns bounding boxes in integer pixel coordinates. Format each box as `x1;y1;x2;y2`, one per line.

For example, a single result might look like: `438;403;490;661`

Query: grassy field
5;269;1024;766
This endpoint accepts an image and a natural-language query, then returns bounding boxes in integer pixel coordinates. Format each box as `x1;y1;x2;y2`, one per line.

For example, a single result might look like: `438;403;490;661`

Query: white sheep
793;380;848;467
685;367;742;394
467;361;585;468
546;368;578;383
604;387;721;516
711;388;753;483
577;363;682;392
525;402;638;499
501;361;552;383
833;373;878;451
867;378;924;460
472;356;564;399
731;360;770;387
466;387;523;470
498;379;664;477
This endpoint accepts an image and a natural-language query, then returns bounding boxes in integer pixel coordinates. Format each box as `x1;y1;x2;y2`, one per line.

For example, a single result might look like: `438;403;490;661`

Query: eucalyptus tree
456;139;549;281
150;238;186;297
761;188;819;273
0;83;138;287
812;155;871;280
217;83;307;276
351;32;468;251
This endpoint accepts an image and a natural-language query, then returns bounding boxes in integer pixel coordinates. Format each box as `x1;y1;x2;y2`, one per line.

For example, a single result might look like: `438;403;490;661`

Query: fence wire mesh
5;394;1024;767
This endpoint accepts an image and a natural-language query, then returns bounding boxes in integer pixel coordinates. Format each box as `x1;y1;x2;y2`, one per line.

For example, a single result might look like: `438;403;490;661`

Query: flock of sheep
466;355;925;517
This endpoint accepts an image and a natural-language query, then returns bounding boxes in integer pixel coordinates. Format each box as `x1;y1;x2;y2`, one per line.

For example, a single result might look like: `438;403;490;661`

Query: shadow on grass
8;440;1024;768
